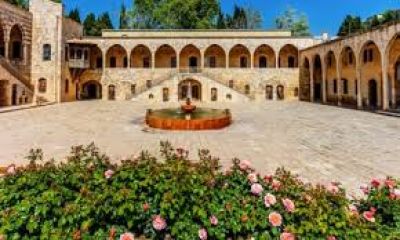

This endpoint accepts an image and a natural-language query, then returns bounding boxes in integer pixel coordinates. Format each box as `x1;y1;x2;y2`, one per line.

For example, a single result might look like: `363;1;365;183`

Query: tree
275;7;311;36
119;3;129;29
98;12;114;30
83;13;100;36
68;8;81;23
226;5;247;29
5;0;28;9
337;15;363;37
216;9;227;29
244;6;263;29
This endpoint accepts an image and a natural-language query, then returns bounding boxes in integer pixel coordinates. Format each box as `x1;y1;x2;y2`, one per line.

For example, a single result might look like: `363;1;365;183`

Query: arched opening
178;79;202;101
325;51;337;103
340;47;357;106
369;79;378;108
313;55;323;101
106;44;127;68
108;85;116;100
131;44;151;68
9;25;23;60
179;44;201;72
265;85;273;100
82;81;102;100
0;80;8;106
0;20;5;57
387;34;400;108
204;44;226;68
360;41;382;108
254;44;275;68
11;84;17;106
278;44;298;68
89;45;103;69
299;57;311;101
277;85;285;100
155;44;177;68
211;87;218;101
229;44;250;68
162;88;169;102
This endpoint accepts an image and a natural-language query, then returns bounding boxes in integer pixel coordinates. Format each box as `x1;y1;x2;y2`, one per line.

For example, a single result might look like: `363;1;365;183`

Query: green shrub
0;142;399;239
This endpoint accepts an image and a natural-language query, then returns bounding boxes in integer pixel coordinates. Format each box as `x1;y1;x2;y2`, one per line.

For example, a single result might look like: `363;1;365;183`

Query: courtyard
0;100;399;191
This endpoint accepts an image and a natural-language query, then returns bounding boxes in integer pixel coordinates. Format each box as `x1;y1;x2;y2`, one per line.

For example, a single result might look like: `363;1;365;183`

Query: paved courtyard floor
0;100;399;192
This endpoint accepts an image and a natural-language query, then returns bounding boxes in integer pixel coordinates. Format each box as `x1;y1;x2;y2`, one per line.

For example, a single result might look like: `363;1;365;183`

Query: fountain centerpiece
145;98;231;130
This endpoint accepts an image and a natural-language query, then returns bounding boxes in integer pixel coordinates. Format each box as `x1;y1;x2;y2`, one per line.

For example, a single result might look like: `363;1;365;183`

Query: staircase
0;56;33;91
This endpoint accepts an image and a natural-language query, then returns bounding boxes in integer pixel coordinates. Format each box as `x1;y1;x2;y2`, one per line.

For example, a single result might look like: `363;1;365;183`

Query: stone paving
0;100;399;192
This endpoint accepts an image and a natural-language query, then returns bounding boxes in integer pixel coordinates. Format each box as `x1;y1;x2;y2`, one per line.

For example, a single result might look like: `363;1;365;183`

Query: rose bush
0;142;399;239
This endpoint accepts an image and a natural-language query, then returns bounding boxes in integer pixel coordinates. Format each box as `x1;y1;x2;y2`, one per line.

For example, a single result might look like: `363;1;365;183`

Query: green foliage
68;8;81;23
119;3;129;29
0;142;399;239
337;15;363;37
275;6;311;37
83;12;114;36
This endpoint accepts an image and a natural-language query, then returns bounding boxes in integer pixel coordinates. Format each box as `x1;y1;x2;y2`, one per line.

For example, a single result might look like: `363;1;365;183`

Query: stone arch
359;40;382;108
340;46;357;105
178;78;202;101
82;80;102;100
106;44;127;68
386;34;400;108
254;44;275;68
299;57;311;101
0;80;9;106
278;44;298;68
131;44;152;68
312;54;323;101
325;50;337;103
9;24;23;60
204;44;226;68
179;44;201;72
229;44;251;68
155;44;177;68
0;19;5;57
89;45;103;69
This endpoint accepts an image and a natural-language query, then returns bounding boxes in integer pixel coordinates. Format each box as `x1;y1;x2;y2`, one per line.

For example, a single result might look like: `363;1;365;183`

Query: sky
63;0;400;36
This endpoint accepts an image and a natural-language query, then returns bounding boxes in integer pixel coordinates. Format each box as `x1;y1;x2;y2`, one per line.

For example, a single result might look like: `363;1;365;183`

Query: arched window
277;85;284;100
162;88;169;102
288;56;295;68
240;56;247;68
211;88;218;101
43;44;51;61
245;85;250;95
108;85;116;100
266;85;273;100
259;56;267;68
342;79;349;94
38;78;47;93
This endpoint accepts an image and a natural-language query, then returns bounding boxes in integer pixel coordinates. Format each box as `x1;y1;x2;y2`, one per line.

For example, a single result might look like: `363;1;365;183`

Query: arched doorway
254;44;275;68
300;58;311;101
229;44;251;68
131;44;151;68
313;55;323;101
11;84;17;105
179;44;201;72
9;25;23;60
278;44;298;68
178;79;202;101
0;20;5;57
106;44;127;68
0;80;8;106
204;44;226;68
82;81;102;100
155;44;177;68
368;79;378;108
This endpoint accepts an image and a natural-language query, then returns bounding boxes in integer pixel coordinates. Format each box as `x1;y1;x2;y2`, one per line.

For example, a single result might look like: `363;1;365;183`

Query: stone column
4;36;9;60
391;74;397;108
126;50;131;68
102;50;106;71
336;60;342;106
226;54;229;69
250;52;254;69
151;51;156;70
382;57;389;110
310;61;314;102
356;63;362;109
200;50;205;70
322;64;327;103
275;54;279;68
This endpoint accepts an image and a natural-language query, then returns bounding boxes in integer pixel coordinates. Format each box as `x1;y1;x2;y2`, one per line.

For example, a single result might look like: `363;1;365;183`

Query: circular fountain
146;98;231;130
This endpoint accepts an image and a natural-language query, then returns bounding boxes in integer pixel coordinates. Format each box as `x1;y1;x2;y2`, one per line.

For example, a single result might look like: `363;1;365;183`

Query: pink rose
363;208;376;223
264;175;273;183
264;193;277;207
152;215;167;231
282;198;295;213
247;173;258;183
280;232;296;240
371;178;380;188
120;232;135;240
210;215;218;226
327;236;336;240
385;179;396;189
239;160;251;171
198;228;207;240
268;211;282;227
6;164;16;175
251;183;263;196
104;169;115;179
391;189;400;200
360;184;369;195
327;184;339;194
348;204;358;215
272;180;281;191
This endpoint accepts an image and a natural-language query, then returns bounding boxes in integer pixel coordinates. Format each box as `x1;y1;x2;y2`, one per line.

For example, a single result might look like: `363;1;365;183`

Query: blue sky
63;0;400;36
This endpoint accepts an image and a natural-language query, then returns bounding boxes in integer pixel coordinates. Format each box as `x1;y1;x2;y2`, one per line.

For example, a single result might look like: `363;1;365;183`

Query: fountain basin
146;108;231;130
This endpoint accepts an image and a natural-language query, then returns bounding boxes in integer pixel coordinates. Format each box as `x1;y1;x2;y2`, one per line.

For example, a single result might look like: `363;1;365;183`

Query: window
277;85;285;100
143;57;150;68
162;88;169;102
146;80;152;89
38;78;47;93
355;79;358;95
76;49;82;59
96;57;103;68
348;52;353;65
108;85;116;100
123;57;128;68
64;47;69;61
43;44;51;61
171;57;177;68
245;85;250;95
240;57;247;68
363;50;368;63
209;56;216;68
228;80;234;89
333;79;337;94
110;57;116;68
288;56;295;68
12;42;22;59
65;79;69;93
342;79;348;94
259;56;267;68
211;88;217;101
131;84;136;95
70;48;75;59
84;50;88;60
226;93;232;100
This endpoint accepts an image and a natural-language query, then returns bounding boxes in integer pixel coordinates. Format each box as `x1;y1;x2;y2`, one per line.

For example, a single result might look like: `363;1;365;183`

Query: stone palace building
1;0;400;111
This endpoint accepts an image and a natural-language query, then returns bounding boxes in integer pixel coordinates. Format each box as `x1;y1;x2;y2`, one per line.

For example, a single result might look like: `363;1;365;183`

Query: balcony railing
68;59;90;69
179;67;202;74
